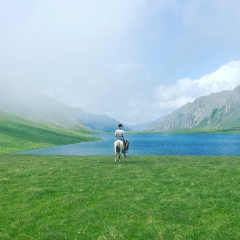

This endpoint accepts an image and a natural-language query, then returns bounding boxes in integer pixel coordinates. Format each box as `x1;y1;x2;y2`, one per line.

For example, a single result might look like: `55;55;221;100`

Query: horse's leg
115;151;119;164
115;152;119;164
114;142;119;164
114;143;117;164
115;141;121;164
123;152;126;163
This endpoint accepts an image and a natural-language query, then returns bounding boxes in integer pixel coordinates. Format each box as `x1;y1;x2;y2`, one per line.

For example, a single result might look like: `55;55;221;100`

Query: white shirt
115;129;124;139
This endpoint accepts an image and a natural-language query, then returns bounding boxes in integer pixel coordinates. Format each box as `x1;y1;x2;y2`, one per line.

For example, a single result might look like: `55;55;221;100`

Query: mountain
148;85;240;132
73;108;132;132
0;89;89;130
126;117;165;131
0;87;130;132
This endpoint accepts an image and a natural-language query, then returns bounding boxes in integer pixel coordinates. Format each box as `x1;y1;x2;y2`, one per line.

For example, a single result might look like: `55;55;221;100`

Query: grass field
1;154;239;239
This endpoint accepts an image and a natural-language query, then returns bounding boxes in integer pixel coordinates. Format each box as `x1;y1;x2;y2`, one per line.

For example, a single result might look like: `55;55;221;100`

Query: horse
114;140;129;164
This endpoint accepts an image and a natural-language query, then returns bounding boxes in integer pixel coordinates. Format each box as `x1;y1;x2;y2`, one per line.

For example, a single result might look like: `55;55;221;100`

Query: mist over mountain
126;117;165;131
0;87;133;132
148;85;240;132
0;87;87;129
2;84;240;133
73;108;132;132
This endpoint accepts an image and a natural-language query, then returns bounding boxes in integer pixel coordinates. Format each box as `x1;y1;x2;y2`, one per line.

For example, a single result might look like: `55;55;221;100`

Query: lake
17;133;240;156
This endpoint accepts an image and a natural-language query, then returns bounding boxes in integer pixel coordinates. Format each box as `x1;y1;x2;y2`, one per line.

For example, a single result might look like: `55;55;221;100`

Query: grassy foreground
0;155;239;239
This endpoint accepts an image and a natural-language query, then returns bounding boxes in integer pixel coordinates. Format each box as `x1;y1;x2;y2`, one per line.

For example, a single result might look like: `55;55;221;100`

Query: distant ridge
0;89;87;130
73;108;132;132
148;85;240;132
126;117;165;131
0;87;131;132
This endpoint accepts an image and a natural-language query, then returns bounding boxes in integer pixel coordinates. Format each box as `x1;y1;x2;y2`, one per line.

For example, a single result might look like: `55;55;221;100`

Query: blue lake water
17;133;240;156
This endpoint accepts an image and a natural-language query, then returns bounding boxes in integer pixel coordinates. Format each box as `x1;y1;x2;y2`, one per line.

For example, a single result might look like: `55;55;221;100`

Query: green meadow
1;116;240;239
1;155;240;239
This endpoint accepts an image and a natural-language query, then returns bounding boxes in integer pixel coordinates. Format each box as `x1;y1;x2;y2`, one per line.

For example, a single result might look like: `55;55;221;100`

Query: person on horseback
115;123;125;141
115;124;128;152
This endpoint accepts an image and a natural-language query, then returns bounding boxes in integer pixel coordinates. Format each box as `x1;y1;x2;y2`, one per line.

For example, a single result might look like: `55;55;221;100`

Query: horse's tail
116;141;121;153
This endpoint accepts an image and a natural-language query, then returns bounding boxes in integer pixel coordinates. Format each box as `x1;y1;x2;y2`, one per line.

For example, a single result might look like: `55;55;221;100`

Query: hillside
0;87;132;132
148;85;240;132
0;111;96;154
0;88;89;129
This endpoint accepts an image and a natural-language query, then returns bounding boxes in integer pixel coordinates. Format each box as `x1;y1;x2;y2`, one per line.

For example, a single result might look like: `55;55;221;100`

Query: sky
1;0;240;125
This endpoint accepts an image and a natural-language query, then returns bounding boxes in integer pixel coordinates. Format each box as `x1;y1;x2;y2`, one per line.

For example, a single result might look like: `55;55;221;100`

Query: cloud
154;61;240;116
1;1;240;124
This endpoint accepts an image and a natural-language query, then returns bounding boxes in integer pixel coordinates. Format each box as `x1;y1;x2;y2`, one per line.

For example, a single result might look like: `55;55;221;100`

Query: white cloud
1;1;240;125
154;61;240;116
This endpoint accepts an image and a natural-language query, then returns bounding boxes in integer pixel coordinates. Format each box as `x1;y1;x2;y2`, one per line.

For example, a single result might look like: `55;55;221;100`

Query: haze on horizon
1;0;240;125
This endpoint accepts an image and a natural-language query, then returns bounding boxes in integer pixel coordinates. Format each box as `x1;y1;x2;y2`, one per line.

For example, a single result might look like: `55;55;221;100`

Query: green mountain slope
0;112;96;154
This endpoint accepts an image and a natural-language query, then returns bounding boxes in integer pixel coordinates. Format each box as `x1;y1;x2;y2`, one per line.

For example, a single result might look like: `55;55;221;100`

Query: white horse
114;140;127;163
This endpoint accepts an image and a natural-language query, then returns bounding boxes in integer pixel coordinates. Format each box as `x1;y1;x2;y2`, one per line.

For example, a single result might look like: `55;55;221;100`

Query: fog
1;1;240;124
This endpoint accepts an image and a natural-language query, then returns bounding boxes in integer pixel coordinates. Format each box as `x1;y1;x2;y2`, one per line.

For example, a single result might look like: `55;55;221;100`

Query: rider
115;123;124;141
115;124;128;152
